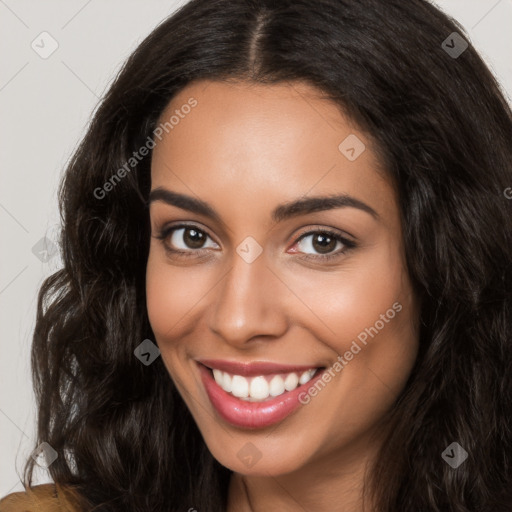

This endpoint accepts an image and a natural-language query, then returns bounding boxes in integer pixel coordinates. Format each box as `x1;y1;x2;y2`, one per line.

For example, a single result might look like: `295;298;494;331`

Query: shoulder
0;483;83;512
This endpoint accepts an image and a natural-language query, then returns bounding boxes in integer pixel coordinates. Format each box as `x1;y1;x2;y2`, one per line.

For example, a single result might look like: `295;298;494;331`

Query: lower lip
198;363;325;429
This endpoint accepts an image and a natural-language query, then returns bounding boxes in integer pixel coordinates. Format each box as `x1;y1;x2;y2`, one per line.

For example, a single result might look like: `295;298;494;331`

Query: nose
208;248;289;348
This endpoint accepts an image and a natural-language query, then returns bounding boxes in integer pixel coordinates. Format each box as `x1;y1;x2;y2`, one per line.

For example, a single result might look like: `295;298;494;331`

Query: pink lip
197;358;320;377
197;362;326;429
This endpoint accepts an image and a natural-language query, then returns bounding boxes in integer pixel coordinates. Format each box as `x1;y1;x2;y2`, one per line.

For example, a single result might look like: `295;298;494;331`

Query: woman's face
146;79;419;476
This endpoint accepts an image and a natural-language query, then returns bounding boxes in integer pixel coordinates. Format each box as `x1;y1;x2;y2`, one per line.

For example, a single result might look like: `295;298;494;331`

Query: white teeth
231;375;249;398
222;372;232;392
209;368;319;401
249;376;269;400
269;375;285;397
213;369;223;385
284;372;299;391
299;369;316;385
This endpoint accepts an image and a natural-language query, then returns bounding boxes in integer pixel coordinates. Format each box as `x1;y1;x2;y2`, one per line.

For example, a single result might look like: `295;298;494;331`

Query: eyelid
153;222;220;258
154;221;218;244
288;227;356;262
154;222;356;260
291;224;356;244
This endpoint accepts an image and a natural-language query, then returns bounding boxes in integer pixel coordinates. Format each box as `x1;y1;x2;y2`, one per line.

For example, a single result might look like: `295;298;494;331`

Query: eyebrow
148;187;379;223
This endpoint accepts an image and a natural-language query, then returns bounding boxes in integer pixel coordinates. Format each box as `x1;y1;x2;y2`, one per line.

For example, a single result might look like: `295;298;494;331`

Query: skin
146;79;420;511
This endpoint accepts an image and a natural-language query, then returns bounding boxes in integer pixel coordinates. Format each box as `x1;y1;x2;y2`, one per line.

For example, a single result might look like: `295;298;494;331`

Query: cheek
145;247;210;340
288;248;418;446
288;242;410;347
287;241;419;410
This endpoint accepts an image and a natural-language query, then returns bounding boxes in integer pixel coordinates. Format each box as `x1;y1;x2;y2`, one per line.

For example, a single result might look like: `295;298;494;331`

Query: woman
1;0;511;510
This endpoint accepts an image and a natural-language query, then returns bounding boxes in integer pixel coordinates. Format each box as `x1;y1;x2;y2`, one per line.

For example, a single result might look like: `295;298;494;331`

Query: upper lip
197;359;323;377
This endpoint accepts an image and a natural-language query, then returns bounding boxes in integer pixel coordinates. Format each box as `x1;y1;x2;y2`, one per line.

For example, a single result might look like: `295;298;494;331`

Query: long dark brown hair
14;0;512;510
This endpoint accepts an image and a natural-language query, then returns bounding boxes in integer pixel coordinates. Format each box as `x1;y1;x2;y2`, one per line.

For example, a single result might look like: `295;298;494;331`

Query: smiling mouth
207;366;321;402
197;361;328;429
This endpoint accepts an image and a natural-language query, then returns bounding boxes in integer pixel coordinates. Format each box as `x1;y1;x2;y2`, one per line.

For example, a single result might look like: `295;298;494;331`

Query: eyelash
153;223;357;262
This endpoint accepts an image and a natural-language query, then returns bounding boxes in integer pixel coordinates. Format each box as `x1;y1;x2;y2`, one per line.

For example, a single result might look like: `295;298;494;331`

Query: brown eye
294;229;356;260
180;227;207;249
311;233;338;254
155;224;219;256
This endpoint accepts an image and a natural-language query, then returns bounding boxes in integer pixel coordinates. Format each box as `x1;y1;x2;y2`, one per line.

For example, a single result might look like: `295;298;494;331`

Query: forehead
150;80;396;224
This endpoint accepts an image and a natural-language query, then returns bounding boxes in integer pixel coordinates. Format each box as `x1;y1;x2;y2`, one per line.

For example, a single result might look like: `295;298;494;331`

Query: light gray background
1;0;511;497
